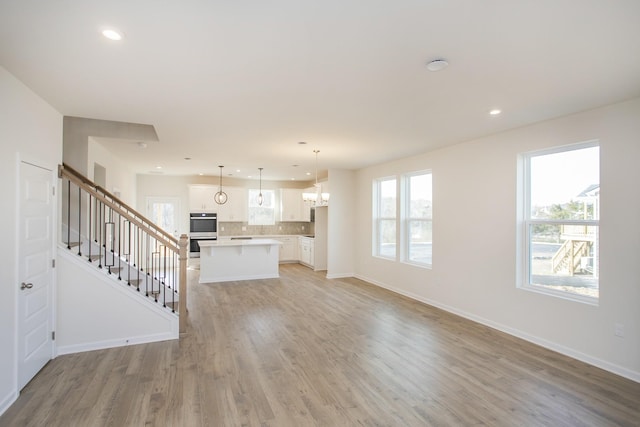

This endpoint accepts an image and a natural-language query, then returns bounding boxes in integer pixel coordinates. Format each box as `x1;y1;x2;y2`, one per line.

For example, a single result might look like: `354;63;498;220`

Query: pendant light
302;149;329;205
214;165;228;205
257;167;264;206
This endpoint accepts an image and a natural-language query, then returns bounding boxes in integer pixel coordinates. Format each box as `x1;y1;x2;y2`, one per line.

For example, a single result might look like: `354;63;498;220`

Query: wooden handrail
59;163;178;247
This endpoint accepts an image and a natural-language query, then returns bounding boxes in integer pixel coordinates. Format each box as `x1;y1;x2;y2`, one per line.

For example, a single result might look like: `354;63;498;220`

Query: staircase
59;164;188;333
551;239;591;275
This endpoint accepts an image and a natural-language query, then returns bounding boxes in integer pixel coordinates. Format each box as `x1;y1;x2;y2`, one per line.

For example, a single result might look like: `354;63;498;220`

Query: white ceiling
2;0;640;181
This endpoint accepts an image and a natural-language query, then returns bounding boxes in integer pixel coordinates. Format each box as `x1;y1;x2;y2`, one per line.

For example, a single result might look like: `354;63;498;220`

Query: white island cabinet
198;239;282;283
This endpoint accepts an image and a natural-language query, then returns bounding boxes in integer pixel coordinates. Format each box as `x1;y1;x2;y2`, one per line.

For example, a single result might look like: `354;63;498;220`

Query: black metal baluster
172;250;176;313
117;213;122;280
77;186;82;256
162;245;167;308
98;201;103;269
105;220;115;274
145;234;150;297
87;194;92;262
125;220;131;286
67;179;71;250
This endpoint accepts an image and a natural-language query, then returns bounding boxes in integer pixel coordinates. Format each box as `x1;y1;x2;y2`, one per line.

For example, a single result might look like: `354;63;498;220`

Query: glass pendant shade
257;167;263;206
214;165;228;205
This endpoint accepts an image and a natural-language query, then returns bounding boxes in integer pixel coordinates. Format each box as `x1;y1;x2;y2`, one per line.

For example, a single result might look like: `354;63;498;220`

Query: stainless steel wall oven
189;213;217;257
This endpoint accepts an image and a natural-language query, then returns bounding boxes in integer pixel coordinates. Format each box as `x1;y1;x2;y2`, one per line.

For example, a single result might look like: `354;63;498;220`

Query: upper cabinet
189;185;247;221
189;185;217;212
280;188;311;222
217;187;248;222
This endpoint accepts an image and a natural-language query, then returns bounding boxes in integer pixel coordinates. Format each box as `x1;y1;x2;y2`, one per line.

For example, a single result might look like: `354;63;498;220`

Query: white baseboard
326;272;355;279
57;331;178;356
355;273;640;383
0;391;18;418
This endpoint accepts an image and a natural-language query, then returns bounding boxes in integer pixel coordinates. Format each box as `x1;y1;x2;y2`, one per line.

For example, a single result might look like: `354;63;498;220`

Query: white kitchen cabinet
189;185;218;212
298;236;314;267
217;187;247;222
280;188;310;222
274;236;298;262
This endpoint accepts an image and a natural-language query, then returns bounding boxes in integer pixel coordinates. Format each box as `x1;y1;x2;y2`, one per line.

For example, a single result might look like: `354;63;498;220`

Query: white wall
56;251;178;354
0;67;62;414
88;137;137;205
327;169;356;278
354;98;640;381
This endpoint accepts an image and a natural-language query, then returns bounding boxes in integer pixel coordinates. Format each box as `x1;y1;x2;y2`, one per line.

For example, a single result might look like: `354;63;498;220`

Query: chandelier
302;150;330;205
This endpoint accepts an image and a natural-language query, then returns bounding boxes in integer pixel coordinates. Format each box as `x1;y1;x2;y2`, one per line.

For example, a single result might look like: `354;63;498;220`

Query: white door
18;161;55;390
147;197;180;237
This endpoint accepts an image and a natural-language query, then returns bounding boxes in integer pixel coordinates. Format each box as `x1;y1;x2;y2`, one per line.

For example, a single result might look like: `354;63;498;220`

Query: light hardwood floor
1;264;639;426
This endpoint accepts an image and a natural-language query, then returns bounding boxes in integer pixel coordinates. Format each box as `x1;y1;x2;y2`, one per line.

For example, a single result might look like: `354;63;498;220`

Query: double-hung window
520;142;599;301
373;177;397;259
403;171;432;267
248;189;275;225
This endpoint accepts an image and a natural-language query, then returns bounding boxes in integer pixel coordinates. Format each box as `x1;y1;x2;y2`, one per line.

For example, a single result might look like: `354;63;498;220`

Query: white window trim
517;141;599;304
373;177;397;260
401;170;432;269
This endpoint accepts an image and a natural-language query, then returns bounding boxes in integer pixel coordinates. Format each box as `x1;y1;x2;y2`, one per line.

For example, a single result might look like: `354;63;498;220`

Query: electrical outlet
614;323;624;338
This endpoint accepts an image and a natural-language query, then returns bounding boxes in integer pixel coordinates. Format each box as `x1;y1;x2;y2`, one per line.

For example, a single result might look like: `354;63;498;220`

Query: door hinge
51;331;55;340
52;259;56;268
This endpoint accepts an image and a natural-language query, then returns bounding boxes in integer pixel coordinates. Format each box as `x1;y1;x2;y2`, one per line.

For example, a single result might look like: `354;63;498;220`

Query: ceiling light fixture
489;109;502;116
257;167;264;206
302;150;330;206
214;165;228;205
426;59;449;72
102;29;123;41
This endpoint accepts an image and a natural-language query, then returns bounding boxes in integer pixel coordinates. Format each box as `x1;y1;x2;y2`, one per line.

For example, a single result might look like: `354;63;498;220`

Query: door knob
20;282;33;290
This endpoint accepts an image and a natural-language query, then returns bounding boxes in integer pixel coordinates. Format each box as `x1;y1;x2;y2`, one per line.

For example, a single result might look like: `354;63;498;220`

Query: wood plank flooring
1;264;638;426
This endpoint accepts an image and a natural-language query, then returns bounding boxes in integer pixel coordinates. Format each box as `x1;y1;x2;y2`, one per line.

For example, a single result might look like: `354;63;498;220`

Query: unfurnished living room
1;1;639;426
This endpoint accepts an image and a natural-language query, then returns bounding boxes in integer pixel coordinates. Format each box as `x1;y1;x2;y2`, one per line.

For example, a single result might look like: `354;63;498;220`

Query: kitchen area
187;182;329;283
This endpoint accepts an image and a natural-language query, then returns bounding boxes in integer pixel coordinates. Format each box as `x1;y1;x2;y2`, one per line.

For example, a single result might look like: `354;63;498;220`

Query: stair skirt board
57;248;179;355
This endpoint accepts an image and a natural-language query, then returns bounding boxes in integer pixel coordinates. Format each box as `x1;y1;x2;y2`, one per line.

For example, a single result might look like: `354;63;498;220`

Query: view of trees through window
248;189;275;225
376;178;397;258
525;144;599;299
406;172;432;266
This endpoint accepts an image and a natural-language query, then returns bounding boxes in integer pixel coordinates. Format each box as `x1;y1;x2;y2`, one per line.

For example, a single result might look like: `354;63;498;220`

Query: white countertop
198;238;283;248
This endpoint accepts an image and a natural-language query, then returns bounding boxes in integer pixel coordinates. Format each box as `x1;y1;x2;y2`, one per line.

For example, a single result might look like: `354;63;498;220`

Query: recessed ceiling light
306;172;311;176
236;169;241;173
155;166;162;169
426;59;449;72
184;157;191;160
102;29;123;41
198;173;204;176
298;141;307;145
489;109;502;116
137;141;147;149
291;178;295;181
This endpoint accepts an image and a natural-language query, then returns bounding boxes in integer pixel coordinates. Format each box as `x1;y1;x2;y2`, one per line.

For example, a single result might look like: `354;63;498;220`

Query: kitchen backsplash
219;221;314;236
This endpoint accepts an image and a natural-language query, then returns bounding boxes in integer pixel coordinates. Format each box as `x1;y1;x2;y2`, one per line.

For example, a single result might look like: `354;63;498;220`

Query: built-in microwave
189;212;217;234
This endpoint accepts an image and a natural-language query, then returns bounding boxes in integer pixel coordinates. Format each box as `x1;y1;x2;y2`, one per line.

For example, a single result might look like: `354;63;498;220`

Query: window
248;189;275;225
373;177;397;259
146;197;179;236
403;172;432;266
521;142;599;301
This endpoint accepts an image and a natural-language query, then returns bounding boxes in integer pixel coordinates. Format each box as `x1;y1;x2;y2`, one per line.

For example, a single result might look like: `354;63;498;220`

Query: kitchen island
197;239;282;283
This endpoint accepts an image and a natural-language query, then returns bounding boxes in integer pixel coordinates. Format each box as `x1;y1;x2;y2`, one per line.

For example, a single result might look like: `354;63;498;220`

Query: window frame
247;188;276;226
401;170;433;268
373;176;397;260
519;141;599;304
